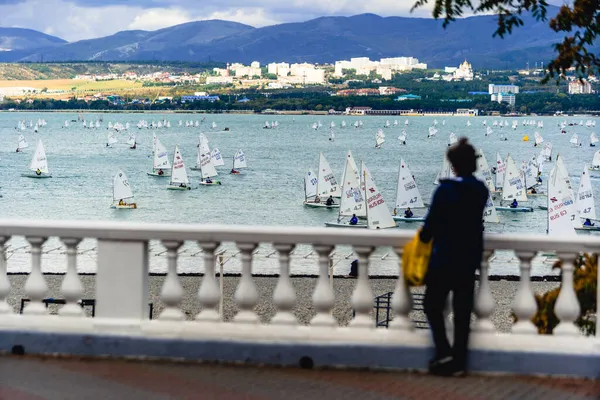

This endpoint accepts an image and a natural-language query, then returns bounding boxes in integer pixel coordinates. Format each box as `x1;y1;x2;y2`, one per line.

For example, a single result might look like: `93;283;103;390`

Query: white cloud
205;8;280;27
128;8;192;31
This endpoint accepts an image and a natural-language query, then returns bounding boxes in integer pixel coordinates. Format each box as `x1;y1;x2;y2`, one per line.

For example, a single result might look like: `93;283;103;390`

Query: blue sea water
0;112;598;275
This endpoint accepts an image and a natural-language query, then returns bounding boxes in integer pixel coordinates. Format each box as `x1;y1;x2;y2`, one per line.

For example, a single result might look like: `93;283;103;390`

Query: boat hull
303;201;339;209
575;226;600;231
21;173;52;179
110;204;137;209
324;222;367;228
147;172;170;177
539;205;548;210
496;206;534;212
393;216;426;222
167;185;191;191
199;181;222;186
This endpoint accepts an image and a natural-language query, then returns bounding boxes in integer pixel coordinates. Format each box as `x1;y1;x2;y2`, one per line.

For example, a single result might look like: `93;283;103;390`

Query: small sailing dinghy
325;153;366;226
106;132;118;147
110;171;137;209
147;133;171;177
167;145;191;190
547;165;577;236
392;158;426;222
127;133;136;149
496;154;533;212
448;132;457;146
16;135;29;152
570;133;580;147
475;149;500;224
590;132;598;147
198;151;221;186
575;166;599;231
304;152;341;208
230;149;247;174
589;150;600;171
375;129;385;148
22;140;51;178
191;134;211;171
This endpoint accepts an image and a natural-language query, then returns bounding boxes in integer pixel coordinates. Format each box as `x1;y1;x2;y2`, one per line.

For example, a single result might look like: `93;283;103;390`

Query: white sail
107;132;117;145
341;121;346;128
170;146;189;185
375;129;385;147
534;131;544;145
304;169;318;199
339;157;365;218
113;171;134;201
591;150;600;169
591;132;599;144
428;126;437;138
152;134;171;170
233;149;247;169
330;130;335;141
577;166;596;221
316;152;341;197
395;158;425;209
198;134;210;154
556;154;575;198
541;142;553;161
18;135;29;150
475;149;495;192
439;153;455;181
502;154;527;202
570;133;579;145
127;133;136;146
485;126;493;136
211;148;224;166
495;152;506;190
211;122;217;129
398;130;407;142
547;166;577;236
29;140;49;173
448;132;457;145
199;151;218;179
362;162;396;229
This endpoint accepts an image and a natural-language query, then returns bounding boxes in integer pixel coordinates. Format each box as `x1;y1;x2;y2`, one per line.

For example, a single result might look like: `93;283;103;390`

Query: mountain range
0;7;585;69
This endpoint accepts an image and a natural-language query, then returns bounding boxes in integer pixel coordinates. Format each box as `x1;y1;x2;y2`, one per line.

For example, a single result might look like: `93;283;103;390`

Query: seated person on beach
326;196;334;206
349;214;358;225
584;219;594;226
404;208;414;218
510;199;518;208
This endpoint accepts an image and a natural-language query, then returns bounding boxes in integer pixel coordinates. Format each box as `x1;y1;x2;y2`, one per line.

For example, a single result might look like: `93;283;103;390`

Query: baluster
196;241;220;322
59;238;83;317
233;242;259;323
23;237;48;315
158;240;184;321
271;243;297;325
0;236;10;314
310;244;336;327
511;251;537;334
473;250;495;332
553;253;581;336
350;245;374;328
389;245;413;330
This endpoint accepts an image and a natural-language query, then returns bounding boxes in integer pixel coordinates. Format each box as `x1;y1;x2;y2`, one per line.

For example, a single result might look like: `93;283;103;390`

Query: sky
0;0;568;42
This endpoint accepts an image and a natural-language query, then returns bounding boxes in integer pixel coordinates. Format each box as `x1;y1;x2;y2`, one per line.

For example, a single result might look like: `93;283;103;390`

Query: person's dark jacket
420;176;488;277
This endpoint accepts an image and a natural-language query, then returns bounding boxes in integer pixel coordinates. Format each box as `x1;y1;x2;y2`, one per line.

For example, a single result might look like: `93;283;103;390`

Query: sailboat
485;126;493;137
167;145;191;190
428;126;437;138
22;140;51;178
231;149;247;174
147;133;171;177
448;132;457;146
398;130;407;145
534;132;544;146
198;151;221;186
329;129;335;142
191;134;211;171
589;150;600;171
540;142;553;161
303;169;320;206
475;150;499;223
106;132;118;147
305;153;341;207
211;148;224;166
325;154;366;227
127;133;136;149
384;120;391;128
16;135;29;152
264;121;271;129
392;158;426;222
211;122;217;130
496;154;533;212
341;121;346;128
590;132;598;147
570;133;580;147
375;129;385;148
575;166;598;231
547;166;577;236
110;171;137;209
493;151;506;193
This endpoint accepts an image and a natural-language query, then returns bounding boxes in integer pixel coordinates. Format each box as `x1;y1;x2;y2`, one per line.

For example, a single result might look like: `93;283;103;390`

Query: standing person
420;137;488;377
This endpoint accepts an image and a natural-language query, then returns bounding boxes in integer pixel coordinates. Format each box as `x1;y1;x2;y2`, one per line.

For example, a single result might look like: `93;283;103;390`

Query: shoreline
6;275;559;332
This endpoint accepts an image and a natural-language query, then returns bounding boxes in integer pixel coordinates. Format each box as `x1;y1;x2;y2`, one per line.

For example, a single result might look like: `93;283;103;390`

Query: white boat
485;126;492;137
448;132;457;146
211;148;224;166
428;126;437;138
191;134;212;171
547;165;577;235
398;130;407;144
392;158;425;221
576;165;595;227
590;132;598;147
264;121;271;129
198;151;221;186
231;149;247;174
589;150;600;171
106;132;118;147
475;150;500;223
110;171;137;209
384;120;390;128
497;154;532;212
16;135;29;152
303;168;338;208
147;133;171;177
22;140;51;178
325;151;365;226
329;129;335;142
555;154;581;229
167;145;191;190
375;129;385;148
211;122;217;130
540;142;553;161
127;133;136;149
314;152;341;199
534;132;544;146
570;133;580;147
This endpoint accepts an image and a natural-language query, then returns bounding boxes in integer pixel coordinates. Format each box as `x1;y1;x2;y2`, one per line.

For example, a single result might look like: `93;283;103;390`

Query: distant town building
455;108;479;116
491;93;516;106
230;63;261;78
181;95;220;103
206;76;234;85
250;61;261;69
568;79;593;94
334;56;426;77
378;86;406;95
345;106;373;115
488;84;519;94
395;94;421;101
267;62;291;77
454;60;474;81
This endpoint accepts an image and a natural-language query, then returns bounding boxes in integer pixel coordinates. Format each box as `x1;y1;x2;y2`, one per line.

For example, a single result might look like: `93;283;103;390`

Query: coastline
6;275;559;332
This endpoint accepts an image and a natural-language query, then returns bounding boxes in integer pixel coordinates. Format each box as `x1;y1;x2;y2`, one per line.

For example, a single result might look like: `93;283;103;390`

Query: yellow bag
402;229;432;286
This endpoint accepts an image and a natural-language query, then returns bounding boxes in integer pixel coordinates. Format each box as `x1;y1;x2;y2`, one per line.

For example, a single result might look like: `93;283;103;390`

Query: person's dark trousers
424;270;476;370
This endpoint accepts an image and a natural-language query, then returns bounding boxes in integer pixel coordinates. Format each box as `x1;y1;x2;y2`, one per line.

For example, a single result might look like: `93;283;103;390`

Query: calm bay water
1;112;598;276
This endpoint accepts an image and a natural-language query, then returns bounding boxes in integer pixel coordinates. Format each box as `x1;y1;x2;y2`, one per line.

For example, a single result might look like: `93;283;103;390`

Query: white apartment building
267;62;290;76
491;93;516;106
489;84;519;94
568;79;593;94
206;76;234;85
250;61;260;69
334;56;426;77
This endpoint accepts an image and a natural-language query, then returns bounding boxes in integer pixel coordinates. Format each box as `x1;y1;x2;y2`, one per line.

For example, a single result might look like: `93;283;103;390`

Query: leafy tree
412;0;600;79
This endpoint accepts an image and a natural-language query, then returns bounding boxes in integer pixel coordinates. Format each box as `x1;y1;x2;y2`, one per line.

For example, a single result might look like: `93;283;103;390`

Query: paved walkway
0;356;598;400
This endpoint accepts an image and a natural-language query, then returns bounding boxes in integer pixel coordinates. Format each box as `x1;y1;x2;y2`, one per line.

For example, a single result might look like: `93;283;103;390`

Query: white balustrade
511;251;538;334
553;253;581;336
473;250;495;332
0;236;10;315
311;244;336;327
196;241;220;322
389;245;413;330
158;240;184;321
350;245;374;328
59;237;84;317
234;242;259;323
271;243;296;325
23;236;48;315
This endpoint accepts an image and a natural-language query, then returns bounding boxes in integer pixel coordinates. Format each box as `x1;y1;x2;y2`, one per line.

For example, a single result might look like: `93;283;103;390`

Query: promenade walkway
0;356;597;400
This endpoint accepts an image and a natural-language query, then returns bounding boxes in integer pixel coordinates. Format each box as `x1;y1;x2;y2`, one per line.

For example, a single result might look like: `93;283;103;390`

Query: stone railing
0;219;598;378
